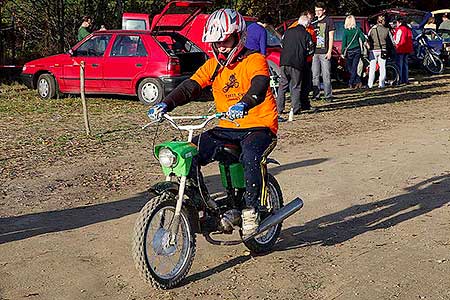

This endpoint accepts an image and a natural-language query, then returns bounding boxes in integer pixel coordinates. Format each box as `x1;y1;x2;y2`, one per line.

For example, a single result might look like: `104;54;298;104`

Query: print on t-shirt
223;74;240;93
316;23;327;49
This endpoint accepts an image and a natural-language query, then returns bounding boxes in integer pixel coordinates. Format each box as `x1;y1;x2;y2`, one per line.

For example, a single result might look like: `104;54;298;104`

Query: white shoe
241;208;260;239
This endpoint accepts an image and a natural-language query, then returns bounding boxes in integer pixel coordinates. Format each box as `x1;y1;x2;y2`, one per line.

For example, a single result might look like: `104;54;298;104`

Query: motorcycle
411;30;444;74
132;112;304;289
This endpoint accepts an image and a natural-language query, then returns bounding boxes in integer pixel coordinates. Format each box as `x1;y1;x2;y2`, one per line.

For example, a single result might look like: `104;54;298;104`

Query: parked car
21;4;208;105
123;1;283;95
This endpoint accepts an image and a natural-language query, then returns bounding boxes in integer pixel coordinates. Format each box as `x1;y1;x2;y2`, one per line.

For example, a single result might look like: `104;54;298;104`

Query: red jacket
394;25;413;54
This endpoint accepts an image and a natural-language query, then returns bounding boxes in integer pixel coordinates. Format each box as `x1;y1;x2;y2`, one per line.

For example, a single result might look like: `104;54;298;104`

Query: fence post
80;61;91;135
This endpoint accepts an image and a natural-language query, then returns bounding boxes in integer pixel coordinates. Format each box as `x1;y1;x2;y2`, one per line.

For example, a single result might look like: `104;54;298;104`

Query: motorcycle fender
149;181;201;233
266;158;280;165
149;181;179;195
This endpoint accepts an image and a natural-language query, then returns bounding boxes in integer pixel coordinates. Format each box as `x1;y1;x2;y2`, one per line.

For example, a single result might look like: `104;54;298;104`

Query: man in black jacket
276;14;315;117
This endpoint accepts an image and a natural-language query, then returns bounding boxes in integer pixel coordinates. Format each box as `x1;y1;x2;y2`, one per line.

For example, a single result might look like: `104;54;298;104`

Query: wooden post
80;61;91;135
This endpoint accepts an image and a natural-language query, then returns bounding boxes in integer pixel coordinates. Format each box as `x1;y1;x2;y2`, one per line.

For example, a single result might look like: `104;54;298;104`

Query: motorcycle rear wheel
132;193;196;289
242;173;284;253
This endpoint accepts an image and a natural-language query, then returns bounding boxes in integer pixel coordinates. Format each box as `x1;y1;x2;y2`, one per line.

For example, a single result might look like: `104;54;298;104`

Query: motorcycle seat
213;144;241;165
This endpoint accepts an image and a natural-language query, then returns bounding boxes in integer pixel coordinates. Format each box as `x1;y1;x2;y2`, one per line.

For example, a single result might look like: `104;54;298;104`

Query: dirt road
1;75;449;299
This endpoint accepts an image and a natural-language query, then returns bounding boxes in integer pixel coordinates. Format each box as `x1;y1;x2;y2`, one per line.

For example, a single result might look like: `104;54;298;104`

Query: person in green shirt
341;15;366;88
77;16;92;42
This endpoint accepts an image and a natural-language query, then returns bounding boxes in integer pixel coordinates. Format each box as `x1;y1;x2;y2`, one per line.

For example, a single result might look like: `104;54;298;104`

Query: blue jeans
312;54;332;99
346;48;361;86
396;54;409;84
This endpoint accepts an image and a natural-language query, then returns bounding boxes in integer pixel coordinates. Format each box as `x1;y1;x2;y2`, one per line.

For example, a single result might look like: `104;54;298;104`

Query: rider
148;8;278;238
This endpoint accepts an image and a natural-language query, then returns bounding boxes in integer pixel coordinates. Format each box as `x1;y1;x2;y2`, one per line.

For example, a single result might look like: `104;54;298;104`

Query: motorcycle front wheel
242;173;284;253
423;53;444;74
132;193;196;289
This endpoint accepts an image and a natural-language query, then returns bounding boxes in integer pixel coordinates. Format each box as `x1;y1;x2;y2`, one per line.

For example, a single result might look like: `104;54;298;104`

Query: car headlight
22;66;27;71
158;148;177;168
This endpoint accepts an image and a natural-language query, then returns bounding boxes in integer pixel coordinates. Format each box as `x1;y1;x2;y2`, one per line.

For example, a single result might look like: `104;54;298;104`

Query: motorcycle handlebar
142;112;238;131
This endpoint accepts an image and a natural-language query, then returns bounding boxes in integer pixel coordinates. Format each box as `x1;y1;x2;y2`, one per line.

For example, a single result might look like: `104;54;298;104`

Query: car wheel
137;78;164;105
37;74;57;99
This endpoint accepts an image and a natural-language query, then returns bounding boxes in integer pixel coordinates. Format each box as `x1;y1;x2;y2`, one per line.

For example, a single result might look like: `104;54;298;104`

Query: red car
20;2;208;105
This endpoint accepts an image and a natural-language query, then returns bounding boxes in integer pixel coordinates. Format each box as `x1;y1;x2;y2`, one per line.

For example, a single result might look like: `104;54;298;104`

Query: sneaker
277;116;287;123
241;208;260;239
324;97;334;103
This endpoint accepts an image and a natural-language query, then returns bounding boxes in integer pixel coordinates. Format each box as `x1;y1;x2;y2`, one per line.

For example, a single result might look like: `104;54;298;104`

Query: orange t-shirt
191;53;278;134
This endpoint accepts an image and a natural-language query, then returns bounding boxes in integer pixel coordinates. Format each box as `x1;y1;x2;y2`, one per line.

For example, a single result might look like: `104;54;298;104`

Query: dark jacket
279;25;314;70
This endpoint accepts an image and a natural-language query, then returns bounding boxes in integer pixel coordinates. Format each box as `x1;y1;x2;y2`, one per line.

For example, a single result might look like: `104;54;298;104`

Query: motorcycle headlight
158;148;177;168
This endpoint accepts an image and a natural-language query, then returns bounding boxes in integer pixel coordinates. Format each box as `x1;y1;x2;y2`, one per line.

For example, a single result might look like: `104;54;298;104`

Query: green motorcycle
132;112;304;289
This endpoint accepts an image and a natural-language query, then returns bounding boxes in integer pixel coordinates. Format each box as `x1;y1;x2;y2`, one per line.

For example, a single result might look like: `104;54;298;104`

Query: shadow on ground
0;158;327;245
315;81;449;113
275;174;450;251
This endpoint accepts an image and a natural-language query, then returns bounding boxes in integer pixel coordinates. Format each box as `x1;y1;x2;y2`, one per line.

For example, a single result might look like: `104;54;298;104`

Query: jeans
346;48;361;86
276;66;302;114
396;53;409;84
368;50;386;88
312;53;332;99
190;127;277;210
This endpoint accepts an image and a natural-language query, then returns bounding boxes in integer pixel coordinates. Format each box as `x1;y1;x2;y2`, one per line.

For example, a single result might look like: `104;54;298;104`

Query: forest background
0;0;448;65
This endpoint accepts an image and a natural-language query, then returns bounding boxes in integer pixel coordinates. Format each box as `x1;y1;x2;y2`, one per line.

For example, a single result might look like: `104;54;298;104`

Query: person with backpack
147;8;278;239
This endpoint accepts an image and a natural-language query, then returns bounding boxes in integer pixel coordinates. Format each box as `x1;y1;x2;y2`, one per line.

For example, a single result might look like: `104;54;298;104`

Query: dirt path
1;75;450;299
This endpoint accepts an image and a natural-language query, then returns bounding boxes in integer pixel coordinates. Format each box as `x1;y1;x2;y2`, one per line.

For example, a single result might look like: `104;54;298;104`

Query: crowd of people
273;2;439;121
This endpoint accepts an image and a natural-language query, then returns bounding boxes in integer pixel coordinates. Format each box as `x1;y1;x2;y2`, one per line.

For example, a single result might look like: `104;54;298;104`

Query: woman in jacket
341;15;366;88
367;15;393;88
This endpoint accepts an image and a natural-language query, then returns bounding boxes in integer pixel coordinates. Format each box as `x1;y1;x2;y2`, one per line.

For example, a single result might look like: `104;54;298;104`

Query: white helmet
202;8;247;67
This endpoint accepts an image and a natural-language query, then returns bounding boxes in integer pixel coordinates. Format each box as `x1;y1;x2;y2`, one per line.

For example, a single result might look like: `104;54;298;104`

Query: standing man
300;10;317;111
438;13;450;39
311;2;335;102
393;17;413;84
245;14;272;56
78;16;92;41
277;14;315;117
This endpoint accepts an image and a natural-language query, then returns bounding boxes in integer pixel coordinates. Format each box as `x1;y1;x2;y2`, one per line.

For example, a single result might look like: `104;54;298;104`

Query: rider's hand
227;102;248;120
147;102;168;121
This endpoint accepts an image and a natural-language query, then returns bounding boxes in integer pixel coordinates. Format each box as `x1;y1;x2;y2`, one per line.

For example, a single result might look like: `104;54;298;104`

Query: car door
63;34;112;92
102;34;149;94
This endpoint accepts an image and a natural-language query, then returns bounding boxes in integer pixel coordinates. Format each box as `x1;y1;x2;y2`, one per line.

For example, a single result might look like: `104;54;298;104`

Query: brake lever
142;119;160;130
220;114;240;127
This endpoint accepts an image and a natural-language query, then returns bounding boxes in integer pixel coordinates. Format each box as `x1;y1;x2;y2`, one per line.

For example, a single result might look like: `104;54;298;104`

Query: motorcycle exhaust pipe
244;197;304;241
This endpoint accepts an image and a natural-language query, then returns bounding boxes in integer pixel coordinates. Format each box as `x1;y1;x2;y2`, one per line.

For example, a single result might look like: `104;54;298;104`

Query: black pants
300;61;312;111
190;127;277;210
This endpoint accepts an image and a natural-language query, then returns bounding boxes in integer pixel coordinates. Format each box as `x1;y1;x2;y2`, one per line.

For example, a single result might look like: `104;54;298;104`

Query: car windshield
413;27;443;42
74;35;112;57
266;25;282;47
122;19;147;30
